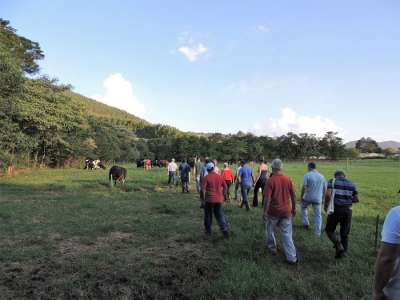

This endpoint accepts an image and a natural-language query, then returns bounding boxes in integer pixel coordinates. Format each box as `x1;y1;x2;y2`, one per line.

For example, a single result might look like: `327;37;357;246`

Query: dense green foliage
356;137;382;153
0;160;399;298
0;19;349;169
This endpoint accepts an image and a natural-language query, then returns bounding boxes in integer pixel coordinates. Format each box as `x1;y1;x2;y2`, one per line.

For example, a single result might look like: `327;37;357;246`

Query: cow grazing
136;159;144;168
109;166;127;185
85;159;106;170
157;160;169;167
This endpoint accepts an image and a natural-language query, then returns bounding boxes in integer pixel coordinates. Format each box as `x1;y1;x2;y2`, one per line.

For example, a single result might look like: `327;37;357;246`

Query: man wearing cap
324;170;359;258
263;159;298;264
300;162;327;236
373;205;400;300
167;158;178;186
238;160;254;211
202;162;229;237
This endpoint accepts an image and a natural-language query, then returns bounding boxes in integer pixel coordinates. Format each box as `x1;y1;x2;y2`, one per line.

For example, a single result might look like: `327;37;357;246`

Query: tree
355;137;382;153
319;132;346;160
0;19;44;74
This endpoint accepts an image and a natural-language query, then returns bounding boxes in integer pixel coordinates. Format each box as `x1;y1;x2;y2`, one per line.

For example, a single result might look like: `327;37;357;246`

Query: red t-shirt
202;171;227;203
264;173;295;218
221;168;234;182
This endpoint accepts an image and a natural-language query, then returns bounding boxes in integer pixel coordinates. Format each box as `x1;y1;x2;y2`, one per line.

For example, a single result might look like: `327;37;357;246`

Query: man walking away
195;158;202;193
234;162;242;201
199;158;211;208
263;159;298;264
221;163;234;201
167;158;178;186
300;162;327;236
238;160;254;211
202;162;229;237
374;205;400;300
179;159;191;193
324;170;359;259
253;159;268;207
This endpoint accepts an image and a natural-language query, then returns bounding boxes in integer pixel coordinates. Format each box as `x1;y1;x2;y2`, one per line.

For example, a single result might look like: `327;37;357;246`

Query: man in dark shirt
179;159;191;193
324;170;359;258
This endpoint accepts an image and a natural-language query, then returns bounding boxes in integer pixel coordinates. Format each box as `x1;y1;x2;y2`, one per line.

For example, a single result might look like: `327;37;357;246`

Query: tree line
0;19;352;169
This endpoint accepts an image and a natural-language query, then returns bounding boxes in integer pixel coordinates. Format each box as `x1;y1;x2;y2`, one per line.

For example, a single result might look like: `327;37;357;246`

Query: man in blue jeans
238;160;254;211
300;162;327;236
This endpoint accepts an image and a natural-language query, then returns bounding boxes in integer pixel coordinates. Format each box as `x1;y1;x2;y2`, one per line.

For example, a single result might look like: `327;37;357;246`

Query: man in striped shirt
324;170;359;258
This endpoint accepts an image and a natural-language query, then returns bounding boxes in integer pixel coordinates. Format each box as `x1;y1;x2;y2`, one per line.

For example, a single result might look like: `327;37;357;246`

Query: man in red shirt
202;162;229;237
221;163;234;201
263;159;298;264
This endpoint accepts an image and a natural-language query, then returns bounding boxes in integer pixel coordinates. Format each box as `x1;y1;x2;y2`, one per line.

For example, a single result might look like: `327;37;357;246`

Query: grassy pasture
0;160;399;299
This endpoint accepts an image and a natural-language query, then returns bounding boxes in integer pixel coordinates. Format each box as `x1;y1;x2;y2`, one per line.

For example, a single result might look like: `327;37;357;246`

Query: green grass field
0;160;399;299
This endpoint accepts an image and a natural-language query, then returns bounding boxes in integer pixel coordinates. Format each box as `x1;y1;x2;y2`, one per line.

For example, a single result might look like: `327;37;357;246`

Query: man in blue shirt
374;205;400;299
238;160;254;211
300;162;327;236
324;170;359;258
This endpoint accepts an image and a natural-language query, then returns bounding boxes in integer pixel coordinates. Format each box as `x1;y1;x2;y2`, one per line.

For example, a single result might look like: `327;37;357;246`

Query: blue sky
2;0;400;141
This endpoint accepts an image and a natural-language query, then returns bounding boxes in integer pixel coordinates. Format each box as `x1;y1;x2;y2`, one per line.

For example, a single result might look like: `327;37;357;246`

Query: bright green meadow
0;160;399;299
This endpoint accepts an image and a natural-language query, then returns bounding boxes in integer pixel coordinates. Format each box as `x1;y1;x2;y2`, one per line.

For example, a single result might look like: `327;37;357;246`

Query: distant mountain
345;140;400;149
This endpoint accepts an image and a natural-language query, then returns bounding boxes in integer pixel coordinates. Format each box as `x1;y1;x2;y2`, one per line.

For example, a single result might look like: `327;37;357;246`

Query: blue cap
206;162;214;171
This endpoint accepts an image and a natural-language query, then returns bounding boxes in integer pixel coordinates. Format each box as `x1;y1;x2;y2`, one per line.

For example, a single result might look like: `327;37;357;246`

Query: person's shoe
303;224;310;230
222;231;229;238
245;204;250;211
286;258;299;265
268;248;278;256
334;242;345;259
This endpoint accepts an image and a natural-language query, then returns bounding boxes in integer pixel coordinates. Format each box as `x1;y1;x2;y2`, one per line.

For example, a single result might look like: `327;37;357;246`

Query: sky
2;0;400;142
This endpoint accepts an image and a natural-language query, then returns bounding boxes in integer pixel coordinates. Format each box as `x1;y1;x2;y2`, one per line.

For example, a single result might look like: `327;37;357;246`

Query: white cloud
253;107;340;137
178;43;208;62
257;25;271;33
92;73;145;117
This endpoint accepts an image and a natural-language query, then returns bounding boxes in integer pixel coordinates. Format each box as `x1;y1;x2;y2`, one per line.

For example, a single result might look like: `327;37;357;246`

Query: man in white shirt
374;205;400;299
167;158;178;186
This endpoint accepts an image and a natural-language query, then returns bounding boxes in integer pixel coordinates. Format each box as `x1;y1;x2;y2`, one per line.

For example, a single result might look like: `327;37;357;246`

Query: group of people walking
166;157;399;298
190;157;360;264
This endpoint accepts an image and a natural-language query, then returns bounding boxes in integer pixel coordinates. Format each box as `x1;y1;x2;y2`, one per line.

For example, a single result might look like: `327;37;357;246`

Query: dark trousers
234;180;240;200
168;171;177;185
204;202;228;234
253;180;266;207
325;206;352;251
224;180;232;201
240;185;251;209
181;179;189;192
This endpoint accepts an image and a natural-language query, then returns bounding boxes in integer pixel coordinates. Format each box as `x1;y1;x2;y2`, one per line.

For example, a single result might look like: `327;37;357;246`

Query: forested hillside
0;18;351;169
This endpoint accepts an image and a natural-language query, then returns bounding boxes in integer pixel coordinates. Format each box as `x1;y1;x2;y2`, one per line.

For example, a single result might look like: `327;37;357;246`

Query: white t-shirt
168;162;178;172
382;206;400;299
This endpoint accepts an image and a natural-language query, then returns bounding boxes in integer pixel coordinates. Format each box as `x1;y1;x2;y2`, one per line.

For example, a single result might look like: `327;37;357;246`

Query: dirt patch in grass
57;231;134;258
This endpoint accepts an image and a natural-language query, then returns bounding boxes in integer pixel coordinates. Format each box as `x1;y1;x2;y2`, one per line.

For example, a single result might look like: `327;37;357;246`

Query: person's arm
202;178;208;201
324;188;332;212
263;181;272;217
255;166;261;184
300;185;306;202
322;180;327;204
222;180;227;200
374;242;400;300
290;181;296;216
251;171;255;185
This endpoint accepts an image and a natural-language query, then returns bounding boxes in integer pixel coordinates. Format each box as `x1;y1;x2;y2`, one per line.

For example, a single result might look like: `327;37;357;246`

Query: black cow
109;166;127;185
136;159;144;168
85;159;106;170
